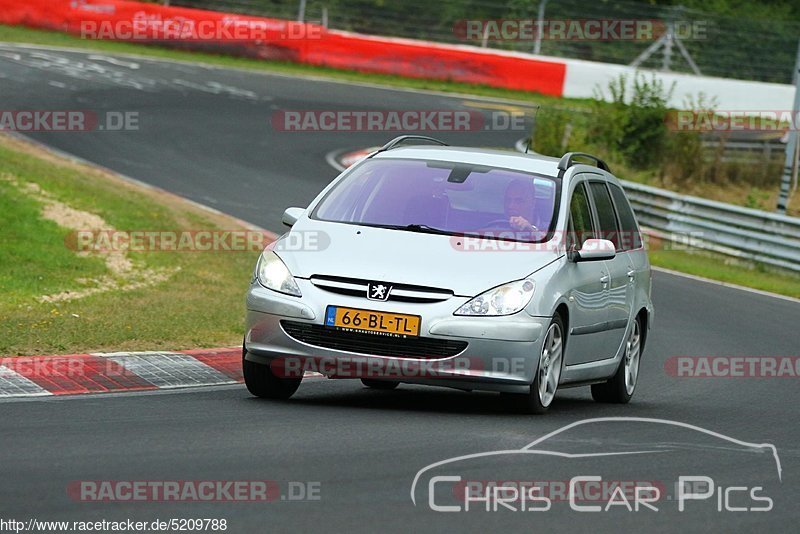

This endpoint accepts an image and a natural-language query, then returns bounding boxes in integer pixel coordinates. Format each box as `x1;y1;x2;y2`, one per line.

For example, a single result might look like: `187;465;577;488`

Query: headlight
256;250;301;297
454;279;535;316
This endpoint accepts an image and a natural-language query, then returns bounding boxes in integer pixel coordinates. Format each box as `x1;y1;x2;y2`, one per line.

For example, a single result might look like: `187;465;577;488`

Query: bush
663;129;705;184
529;74;673;169
587;75;628;162
524;77;782;201
624;76;674;168
589;74;674;170
530;106;588;157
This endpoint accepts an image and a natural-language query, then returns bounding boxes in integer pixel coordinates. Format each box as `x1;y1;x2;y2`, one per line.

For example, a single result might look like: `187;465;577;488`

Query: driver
504;179;538;234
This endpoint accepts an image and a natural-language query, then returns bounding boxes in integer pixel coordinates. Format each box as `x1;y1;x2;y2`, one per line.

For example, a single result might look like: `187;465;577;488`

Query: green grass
0;178;108;303
649;249;800;299
0;136;257;356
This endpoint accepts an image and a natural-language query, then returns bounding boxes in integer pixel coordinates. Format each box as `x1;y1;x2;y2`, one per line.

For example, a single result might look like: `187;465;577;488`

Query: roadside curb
326;147;377;172
0;135;286;400
0;348;245;398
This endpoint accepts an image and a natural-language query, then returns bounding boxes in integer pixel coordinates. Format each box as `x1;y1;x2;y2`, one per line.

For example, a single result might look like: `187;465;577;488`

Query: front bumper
244;280;550;393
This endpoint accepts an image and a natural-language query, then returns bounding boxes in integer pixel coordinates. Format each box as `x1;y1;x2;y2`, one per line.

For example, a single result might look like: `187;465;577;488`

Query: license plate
324;306;420;337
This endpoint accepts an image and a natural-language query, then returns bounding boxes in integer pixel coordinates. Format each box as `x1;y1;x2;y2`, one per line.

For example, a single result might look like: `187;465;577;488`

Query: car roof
370;145;617;184
370;145;561;176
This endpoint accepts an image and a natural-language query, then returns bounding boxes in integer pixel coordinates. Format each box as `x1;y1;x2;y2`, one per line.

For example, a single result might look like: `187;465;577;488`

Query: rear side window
567;182;594;249
609;184;642;250
588;182;621;250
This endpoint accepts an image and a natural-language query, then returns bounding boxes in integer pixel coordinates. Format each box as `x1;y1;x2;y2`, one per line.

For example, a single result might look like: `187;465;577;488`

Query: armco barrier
620;180;800;273
0;0;566;96
511;144;800;272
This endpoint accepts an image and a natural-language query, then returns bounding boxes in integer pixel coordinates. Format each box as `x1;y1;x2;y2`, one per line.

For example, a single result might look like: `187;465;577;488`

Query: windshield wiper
380;223;457;236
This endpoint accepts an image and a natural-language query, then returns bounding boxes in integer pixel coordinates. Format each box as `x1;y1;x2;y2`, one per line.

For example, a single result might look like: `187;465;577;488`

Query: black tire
591;315;642;404
361;378;400;390
243;349;302;399
507;314;565;414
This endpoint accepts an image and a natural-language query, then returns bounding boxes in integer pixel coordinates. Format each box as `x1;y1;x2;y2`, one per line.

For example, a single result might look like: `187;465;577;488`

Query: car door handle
627;270;635;281
600;275;609;284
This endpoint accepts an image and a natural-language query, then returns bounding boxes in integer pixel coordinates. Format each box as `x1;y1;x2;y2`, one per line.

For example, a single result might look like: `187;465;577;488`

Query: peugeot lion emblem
367;282;392;301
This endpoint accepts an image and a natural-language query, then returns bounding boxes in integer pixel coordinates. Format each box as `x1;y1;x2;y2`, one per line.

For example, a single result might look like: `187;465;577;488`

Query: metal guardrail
701;139;784;164
514;140;800;271
620;180;800;272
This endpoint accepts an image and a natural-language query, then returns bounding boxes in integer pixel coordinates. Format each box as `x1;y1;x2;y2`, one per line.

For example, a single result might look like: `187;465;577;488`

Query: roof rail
374;135;448;153
557;152;610;178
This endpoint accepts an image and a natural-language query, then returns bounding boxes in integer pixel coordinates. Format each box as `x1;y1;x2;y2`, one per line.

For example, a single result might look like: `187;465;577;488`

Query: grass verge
648;249;800;299
0;133;262;356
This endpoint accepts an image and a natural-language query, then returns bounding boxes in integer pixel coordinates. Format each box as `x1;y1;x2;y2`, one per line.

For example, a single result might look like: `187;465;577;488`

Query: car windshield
311;158;560;243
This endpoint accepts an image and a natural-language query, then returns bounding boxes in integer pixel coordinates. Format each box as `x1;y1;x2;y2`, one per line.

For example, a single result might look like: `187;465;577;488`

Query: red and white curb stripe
0;349;321;398
339;148;376;169
326;147;378;172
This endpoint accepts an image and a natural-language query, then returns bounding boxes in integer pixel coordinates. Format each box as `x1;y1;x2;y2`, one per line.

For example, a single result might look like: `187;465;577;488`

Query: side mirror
568;238;616;262
282;207;305;228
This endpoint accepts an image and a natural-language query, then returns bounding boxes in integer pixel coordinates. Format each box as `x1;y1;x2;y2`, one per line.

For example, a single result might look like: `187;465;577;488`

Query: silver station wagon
243;136;654;413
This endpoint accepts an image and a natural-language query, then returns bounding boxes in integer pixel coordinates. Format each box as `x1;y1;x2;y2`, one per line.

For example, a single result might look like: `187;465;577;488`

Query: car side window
588;182;621;251
567;182;594;250
609;183;643;251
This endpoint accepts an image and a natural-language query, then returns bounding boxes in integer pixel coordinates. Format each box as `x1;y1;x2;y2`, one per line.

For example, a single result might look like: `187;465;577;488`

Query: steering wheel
483;218;514;229
481;218;539;233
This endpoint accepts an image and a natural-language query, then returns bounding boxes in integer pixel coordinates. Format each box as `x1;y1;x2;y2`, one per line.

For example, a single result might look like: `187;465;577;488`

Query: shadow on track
240;381;661;417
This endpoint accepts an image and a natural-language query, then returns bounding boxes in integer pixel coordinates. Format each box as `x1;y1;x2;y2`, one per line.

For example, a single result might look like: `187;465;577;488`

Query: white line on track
0;42;542;108
652;266;800;304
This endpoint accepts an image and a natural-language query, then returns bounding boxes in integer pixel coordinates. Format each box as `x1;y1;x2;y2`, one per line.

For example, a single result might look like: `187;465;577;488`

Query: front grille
281;321;468;359
309;275;453;303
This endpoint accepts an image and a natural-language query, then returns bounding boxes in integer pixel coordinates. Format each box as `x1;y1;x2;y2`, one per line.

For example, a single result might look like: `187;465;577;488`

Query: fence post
532;0;549;55
777;40;800;213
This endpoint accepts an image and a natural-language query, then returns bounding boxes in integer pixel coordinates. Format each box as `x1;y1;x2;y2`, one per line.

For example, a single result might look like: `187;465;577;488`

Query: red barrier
0;0;566;96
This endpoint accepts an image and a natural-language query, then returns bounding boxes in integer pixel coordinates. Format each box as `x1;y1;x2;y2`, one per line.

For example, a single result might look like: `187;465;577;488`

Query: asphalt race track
1;44;798;533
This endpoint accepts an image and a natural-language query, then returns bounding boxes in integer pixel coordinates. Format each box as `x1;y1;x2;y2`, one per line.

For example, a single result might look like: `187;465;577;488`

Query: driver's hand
509;216;535;232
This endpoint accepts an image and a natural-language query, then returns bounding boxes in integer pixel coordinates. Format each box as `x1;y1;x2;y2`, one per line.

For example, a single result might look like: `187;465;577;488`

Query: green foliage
589;74;674;169
528;75;779;193
531;107;587;156
662;129;705;183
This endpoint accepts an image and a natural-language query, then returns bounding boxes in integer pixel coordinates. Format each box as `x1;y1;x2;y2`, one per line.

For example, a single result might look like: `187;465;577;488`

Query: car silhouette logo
367;282;392;301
